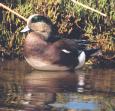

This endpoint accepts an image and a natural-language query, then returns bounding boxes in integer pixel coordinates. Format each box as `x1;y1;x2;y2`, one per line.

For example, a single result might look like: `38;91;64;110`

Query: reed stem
0;3;27;22
71;0;107;17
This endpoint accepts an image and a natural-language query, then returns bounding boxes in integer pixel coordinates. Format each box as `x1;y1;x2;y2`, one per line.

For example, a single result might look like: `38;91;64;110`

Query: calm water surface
0;59;115;111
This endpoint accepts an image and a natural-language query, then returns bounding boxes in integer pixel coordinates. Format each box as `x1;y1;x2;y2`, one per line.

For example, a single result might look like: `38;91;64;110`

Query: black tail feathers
84;48;102;61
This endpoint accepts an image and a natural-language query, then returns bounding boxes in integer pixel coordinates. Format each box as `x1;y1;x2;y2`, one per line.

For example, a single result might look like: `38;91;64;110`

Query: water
0;59;115;111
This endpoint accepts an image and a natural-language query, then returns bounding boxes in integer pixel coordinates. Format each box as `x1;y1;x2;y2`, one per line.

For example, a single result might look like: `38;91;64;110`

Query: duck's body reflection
23;70;85;110
24;70;78;92
24;69;115;94
23;69;115;110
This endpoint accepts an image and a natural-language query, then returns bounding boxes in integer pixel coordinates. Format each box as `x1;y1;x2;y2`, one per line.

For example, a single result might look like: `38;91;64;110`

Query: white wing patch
62;49;71;54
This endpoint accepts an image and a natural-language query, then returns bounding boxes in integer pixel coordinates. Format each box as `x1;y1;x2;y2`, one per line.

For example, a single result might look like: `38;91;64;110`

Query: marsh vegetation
0;0;115;65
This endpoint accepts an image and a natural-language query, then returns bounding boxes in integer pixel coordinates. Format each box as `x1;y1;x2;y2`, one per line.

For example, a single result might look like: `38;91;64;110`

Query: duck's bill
20;26;30;32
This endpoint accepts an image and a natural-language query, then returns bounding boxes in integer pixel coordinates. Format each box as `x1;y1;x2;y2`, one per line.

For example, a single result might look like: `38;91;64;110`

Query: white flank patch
62;49;71;54
75;51;86;69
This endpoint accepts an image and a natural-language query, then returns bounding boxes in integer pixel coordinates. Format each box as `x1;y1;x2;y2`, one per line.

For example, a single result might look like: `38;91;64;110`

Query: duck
21;14;101;71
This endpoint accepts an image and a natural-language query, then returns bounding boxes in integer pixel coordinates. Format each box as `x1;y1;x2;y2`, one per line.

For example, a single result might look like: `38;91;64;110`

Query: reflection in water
0;59;115;111
77;74;85;92
65;101;98;110
24;71;77;92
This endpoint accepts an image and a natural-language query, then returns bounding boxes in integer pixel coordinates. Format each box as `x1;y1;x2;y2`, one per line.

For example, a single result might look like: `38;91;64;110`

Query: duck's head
21;14;53;40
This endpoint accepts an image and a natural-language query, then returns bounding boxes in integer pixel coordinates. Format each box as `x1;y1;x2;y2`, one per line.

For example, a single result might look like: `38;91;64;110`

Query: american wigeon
21;14;100;71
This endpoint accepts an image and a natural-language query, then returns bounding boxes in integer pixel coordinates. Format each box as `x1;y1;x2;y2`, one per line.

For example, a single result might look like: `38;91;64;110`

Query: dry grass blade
0;3;27;22
71;0;107;17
